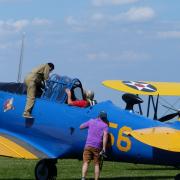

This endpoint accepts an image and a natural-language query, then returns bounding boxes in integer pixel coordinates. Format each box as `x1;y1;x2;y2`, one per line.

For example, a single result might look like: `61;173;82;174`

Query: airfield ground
0;157;179;179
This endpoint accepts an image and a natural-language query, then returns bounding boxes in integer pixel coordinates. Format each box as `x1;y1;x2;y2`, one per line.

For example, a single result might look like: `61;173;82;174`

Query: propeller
158;105;180;122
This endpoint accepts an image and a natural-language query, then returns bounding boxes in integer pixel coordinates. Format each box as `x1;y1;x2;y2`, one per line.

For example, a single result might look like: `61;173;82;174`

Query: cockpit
41;74;84;103
0;74;86;105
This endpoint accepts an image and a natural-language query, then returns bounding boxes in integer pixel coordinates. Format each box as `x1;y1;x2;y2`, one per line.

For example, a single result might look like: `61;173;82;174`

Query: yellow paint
127;127;180;152
117;126;132;152
0;136;37;159
109;122;118;129
108;122;118;146
102;80;180;96
109;133;115;146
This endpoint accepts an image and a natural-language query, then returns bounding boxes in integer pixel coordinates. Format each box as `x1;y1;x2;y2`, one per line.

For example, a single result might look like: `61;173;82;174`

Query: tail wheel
35;159;57;180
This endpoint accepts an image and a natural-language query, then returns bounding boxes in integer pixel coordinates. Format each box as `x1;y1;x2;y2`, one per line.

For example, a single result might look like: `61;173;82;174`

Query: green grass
0;157;179;179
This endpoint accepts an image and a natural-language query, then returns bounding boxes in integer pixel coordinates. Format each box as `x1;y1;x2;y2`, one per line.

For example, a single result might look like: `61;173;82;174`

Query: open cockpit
41;74;84;103
0;74;90;105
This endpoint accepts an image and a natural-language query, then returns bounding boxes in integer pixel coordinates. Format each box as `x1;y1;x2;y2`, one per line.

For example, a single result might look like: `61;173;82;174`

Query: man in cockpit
23;63;54;118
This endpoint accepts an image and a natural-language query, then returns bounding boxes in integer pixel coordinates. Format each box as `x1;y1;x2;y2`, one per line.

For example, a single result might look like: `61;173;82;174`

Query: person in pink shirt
80;111;109;180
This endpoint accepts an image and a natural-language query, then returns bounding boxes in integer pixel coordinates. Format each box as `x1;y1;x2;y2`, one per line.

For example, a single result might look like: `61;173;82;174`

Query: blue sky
0;0;180;107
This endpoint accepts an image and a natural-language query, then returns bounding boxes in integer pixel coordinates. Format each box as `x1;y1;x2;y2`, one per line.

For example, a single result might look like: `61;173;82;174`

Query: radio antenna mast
17;32;25;83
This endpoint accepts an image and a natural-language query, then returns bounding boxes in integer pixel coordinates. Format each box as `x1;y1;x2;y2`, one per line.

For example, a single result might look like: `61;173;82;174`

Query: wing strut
147;96;151;117
137;94;143;115
146;95;159;120
154;94;159;120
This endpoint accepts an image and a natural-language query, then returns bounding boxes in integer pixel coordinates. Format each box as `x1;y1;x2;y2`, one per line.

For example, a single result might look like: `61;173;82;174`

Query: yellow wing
0;133;49;159
102;80;180;96
125;127;180;152
0;135;37;159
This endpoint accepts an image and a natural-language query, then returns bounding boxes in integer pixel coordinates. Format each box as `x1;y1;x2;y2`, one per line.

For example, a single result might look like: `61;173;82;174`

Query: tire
35;159;57;180
48;163;57;180
175;174;180;180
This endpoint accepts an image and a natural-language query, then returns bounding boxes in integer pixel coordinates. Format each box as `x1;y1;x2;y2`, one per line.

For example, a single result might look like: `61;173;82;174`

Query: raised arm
80;121;89;130
65;88;73;105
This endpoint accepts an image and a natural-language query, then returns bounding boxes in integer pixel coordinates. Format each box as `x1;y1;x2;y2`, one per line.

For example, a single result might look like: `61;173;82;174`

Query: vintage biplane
1;74;180;179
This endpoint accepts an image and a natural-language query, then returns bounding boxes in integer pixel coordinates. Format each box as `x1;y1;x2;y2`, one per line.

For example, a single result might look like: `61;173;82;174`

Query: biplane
1;74;180;179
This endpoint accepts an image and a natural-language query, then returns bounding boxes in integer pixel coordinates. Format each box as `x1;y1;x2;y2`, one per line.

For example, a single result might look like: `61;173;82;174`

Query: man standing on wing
80;111;109;180
23;63;54;118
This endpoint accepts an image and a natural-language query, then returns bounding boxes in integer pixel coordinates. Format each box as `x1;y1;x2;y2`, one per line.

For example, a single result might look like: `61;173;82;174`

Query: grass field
0;157;179;179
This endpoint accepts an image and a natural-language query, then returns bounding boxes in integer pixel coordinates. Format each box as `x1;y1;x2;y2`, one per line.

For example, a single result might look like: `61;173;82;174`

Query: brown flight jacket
25;64;51;83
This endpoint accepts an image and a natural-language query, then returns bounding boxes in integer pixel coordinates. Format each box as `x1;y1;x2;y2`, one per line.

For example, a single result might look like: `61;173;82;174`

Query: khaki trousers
24;78;36;114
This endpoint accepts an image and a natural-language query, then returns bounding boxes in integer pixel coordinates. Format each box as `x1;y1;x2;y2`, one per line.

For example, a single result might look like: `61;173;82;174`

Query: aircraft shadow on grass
60;176;174;180
127;167;176;171
0;176;175;180
0;178;175;180
0;179;34;180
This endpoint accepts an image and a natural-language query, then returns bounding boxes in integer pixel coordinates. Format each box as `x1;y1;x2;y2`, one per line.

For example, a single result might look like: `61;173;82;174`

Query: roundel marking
122;81;157;92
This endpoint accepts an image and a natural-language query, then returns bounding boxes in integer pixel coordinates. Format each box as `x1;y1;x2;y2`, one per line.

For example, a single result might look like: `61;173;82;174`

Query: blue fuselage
1;91;180;166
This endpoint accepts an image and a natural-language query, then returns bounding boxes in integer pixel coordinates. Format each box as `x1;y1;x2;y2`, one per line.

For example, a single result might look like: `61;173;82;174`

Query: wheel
49;164;57;180
35;159;57;180
175;174;180;180
174;165;180;169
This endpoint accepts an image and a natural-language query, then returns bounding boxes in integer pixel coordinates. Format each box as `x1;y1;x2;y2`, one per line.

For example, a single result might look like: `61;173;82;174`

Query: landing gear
35;159;57;180
175;174;180;180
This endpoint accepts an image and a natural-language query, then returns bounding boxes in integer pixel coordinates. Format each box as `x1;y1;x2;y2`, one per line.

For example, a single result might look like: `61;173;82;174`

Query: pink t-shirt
81;118;108;149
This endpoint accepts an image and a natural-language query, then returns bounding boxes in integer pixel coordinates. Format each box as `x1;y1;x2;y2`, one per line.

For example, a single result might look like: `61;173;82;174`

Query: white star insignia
124;81;156;92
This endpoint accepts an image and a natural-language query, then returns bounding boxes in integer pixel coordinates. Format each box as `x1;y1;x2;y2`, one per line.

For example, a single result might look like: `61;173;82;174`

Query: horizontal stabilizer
125;127;180;152
102;80;180;96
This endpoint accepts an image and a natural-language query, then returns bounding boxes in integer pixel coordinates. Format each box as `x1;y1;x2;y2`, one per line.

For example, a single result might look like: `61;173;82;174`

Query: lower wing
0;131;49;159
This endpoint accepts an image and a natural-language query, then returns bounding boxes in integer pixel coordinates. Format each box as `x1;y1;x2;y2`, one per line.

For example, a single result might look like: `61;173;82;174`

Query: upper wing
0;132;49;159
125;127;180;152
102;80;180;96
